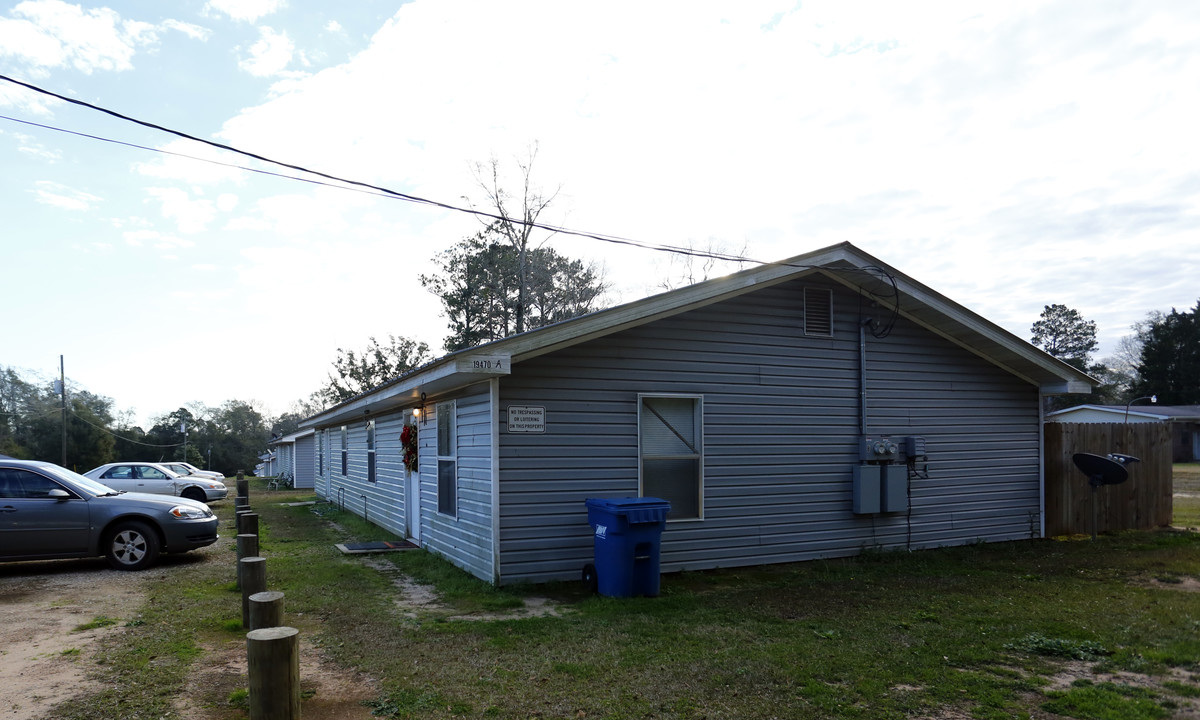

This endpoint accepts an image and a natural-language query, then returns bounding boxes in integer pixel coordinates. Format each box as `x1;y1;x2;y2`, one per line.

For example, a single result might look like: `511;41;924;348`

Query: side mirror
47;488;70;499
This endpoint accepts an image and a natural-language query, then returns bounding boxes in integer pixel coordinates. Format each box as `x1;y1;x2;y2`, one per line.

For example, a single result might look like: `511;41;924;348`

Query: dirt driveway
0;555;168;720
0;542;378;720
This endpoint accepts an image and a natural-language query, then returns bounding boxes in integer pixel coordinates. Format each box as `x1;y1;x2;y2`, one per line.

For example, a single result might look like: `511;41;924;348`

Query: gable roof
302;242;1094;429
1047;404;1200;422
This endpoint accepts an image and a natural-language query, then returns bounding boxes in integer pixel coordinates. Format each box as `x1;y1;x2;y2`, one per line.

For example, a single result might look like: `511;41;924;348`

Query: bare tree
656;239;751;291
468;143;561;334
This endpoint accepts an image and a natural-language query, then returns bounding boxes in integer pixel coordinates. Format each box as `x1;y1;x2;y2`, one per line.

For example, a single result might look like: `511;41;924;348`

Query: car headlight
170;505;213;519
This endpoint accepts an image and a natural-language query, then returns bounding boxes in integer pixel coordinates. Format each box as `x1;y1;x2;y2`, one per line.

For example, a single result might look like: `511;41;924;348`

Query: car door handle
0;505;16;513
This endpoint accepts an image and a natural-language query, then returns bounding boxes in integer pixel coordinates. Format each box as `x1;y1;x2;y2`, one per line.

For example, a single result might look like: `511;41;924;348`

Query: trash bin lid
585;497;671;523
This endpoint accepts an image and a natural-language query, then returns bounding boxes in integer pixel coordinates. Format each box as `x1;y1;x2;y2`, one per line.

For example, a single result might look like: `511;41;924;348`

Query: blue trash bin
584;497;671;597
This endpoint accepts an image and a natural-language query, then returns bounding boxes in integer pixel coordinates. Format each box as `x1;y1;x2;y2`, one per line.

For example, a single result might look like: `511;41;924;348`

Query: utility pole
59;355;66;467
181;420;188;462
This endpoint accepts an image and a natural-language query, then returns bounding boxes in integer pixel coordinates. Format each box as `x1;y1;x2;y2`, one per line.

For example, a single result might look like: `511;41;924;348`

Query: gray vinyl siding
418;385;495;582
322;420;404;536
495;277;1043;584
294;435;315;489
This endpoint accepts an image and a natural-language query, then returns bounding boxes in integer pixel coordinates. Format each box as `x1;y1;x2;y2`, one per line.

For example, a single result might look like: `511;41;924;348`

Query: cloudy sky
2;0;1198;427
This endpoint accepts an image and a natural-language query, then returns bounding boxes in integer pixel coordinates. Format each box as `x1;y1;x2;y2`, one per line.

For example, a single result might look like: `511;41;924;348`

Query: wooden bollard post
247;626;300;720
237;512;259;537
249;590;285;630
237;476;248;500
240;556;266;628
235;496;250;511
236;534;259;590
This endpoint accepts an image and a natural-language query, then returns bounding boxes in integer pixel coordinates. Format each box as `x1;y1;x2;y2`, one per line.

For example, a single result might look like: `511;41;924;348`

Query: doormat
335;540;419;555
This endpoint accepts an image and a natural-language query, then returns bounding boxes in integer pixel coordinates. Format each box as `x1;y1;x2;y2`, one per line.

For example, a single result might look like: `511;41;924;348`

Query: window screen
436;401;457;517
366;420;376;483
340;426;348;476
639;395;702;519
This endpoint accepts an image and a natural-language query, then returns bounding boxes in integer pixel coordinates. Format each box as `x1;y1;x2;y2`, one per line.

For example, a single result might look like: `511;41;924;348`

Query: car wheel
105;521;161;571
180;487;206;503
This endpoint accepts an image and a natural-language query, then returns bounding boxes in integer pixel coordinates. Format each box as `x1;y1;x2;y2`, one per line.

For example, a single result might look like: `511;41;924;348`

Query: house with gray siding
300;242;1093;585
270;429;317;488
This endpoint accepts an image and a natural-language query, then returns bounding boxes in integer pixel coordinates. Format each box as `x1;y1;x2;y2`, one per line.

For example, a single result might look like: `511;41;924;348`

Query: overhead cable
0;74;899;286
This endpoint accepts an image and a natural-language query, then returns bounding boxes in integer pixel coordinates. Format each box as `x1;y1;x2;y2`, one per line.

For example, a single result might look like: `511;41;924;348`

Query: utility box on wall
852;464;908;514
852;465;881;514
881;464;908;512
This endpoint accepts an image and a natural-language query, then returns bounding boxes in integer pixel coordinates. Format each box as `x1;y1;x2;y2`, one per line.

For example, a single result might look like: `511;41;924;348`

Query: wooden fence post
237;512;259;537
247;626;300;719
240;556;266;628
236;534;259;590
249;590;285;630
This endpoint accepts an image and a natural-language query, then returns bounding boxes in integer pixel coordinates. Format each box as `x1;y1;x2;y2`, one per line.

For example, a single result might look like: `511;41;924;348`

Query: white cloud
205;0;285;23
0;0;157;73
31;180;99;210
135;139;248;185
146;187;216;234
239;26;295;77
161;18;210;41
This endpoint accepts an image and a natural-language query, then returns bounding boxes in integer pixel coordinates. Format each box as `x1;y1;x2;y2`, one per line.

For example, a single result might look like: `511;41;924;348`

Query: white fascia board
300;353;511;429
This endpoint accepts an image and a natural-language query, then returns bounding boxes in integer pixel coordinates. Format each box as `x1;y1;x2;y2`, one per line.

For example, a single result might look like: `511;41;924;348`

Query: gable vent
804;287;833;336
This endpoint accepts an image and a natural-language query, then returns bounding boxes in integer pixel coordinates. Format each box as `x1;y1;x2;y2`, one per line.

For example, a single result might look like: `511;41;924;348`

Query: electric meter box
853;464;909;514
881;464;908;512
861;436;899;462
852;465;881;514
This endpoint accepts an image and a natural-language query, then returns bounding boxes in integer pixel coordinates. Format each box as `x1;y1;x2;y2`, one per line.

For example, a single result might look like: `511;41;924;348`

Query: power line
66;408;183;448
0;74;901;291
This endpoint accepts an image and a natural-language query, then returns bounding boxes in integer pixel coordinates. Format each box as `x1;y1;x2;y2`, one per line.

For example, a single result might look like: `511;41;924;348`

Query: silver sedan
83;462;228;503
0;459;219;570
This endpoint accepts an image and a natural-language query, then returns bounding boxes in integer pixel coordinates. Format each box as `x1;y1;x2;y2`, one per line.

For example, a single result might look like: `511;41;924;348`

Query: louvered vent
804;287;833;336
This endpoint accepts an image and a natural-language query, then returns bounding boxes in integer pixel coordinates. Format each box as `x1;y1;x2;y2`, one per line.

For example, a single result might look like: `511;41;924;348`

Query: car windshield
43;464;124;496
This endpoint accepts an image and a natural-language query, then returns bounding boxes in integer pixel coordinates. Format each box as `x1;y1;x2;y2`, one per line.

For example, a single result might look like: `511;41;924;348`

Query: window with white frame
436;401;456;517
639;394;703;519
340;425;348;476
366;420;376;483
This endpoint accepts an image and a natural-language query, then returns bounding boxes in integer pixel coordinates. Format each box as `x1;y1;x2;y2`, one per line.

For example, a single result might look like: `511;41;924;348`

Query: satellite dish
1072;453;1129;487
1072;452;1138;541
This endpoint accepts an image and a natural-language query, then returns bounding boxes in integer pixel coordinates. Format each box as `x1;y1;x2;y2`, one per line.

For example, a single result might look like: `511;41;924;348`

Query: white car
161;462;226;483
83;462;228;503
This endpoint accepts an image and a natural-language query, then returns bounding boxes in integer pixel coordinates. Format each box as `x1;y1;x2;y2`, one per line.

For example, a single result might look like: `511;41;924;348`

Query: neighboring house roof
1047;404;1200;422
270;429;315;446
301;241;1096;429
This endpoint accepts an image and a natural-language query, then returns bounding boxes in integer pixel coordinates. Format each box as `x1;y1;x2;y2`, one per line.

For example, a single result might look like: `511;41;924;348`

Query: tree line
1030;301;1200;408
0;367;272;476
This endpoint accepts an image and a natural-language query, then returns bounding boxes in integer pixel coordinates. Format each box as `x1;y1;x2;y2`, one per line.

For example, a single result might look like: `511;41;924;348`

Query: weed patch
1042;679;1169;720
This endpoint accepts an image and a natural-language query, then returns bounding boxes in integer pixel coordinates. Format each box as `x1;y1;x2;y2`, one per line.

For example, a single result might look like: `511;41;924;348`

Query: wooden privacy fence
1044;422;1173;536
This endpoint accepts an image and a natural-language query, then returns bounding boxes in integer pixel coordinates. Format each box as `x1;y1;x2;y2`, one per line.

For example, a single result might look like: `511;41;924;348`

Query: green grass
72;616;120;632
1175;463;1200;529
46;487;1200;719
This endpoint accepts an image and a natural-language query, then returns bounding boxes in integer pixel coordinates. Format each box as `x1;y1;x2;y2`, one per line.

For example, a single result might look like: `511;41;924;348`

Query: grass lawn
53;480;1200;720
1177;463;1200;530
